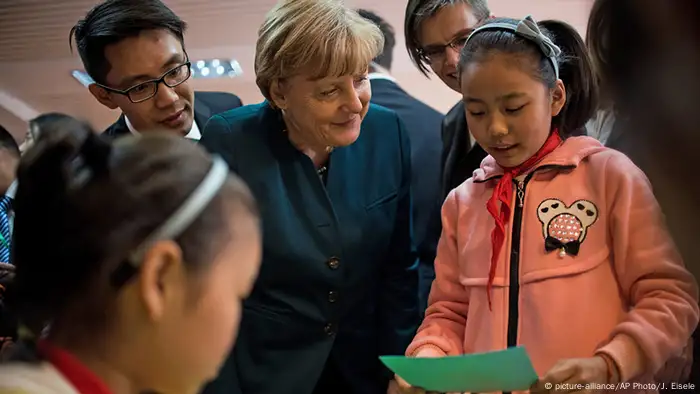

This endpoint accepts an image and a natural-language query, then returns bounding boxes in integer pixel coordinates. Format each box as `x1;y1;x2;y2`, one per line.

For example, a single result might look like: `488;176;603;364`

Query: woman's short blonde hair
255;0;384;102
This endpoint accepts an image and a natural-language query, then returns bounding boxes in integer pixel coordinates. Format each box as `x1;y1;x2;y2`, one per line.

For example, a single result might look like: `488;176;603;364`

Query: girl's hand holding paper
530;356;617;393
388;346;444;394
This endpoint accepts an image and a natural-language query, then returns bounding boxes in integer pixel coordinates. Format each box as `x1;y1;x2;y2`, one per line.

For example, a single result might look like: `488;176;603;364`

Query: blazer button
328;290;338;303
324;323;335;336
326;257;340;270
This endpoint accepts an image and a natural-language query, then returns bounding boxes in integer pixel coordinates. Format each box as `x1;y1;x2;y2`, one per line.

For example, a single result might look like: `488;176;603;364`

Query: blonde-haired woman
200;1;420;394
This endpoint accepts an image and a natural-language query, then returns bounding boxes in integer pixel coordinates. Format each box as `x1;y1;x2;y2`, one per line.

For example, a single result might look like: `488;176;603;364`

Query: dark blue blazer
199;102;420;394
369;78;443;313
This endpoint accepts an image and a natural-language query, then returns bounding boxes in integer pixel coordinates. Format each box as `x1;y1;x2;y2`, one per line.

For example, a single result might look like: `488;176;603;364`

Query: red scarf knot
485;131;562;310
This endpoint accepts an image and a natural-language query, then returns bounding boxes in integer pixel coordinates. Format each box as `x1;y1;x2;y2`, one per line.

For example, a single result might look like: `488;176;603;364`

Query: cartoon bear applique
536;199;599;257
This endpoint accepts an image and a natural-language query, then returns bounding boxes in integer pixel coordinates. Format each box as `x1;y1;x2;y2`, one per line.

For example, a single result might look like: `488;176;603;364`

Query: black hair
0;125;19;158
356;9;396;70
28;113;75;140
69;0;187;85
405;0;491;77
458;17;598;137
5;115;257;343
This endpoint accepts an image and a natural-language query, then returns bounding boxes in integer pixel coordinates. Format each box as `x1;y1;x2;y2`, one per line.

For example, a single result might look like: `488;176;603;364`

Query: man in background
0;124;19;357
0;126;19;197
399;0;490;313
358;9;444;314
70;0;242;139
404;0;490;198
19;113;74;154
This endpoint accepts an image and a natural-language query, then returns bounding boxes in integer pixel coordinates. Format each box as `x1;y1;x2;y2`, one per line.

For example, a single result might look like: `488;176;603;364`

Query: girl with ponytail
0;116;261;394
392;16;698;394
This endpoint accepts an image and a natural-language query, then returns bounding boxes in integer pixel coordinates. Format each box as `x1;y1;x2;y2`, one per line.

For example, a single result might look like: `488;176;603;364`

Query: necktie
0;196;12;263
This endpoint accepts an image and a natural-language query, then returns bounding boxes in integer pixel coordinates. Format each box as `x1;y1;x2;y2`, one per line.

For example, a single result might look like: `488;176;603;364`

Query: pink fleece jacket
407;137;699;388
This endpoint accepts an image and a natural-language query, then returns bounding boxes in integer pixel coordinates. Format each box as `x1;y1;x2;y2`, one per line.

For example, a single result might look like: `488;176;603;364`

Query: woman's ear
136;240;187;322
269;79;289;110
550;79;567;117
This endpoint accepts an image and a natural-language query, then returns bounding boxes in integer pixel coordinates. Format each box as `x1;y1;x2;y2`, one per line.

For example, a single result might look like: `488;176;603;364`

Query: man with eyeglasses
405;0;491;198
400;1;490;315
71;0;242;140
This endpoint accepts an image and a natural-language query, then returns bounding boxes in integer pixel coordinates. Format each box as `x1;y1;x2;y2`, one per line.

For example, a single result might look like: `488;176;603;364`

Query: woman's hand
531;356;615;393
387;346;445;394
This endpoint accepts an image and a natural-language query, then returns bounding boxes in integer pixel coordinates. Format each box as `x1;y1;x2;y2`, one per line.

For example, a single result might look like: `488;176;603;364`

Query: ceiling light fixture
191;58;243;79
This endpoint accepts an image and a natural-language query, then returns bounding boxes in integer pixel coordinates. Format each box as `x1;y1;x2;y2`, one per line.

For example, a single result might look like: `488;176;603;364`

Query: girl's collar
473;136;608;182
38;339;114;394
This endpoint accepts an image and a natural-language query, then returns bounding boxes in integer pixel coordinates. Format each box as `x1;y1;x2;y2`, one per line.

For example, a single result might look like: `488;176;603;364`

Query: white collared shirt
5;181;16;200
4;180;16;233
125;116;201;140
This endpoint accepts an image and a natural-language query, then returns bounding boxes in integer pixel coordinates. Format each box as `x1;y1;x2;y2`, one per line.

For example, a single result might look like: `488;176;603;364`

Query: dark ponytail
458;17;598;137
539;20;598;136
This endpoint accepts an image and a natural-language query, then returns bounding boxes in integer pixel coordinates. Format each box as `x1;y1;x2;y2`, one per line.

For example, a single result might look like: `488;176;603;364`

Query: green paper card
380;346;538;393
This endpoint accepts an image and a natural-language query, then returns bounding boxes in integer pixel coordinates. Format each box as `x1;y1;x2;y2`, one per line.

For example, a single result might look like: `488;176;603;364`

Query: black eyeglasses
97;61;192;103
419;34;472;64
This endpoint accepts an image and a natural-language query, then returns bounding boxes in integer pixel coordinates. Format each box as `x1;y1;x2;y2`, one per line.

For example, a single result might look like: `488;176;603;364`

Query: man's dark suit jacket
0;263;15;359
440;102;488;199
199;102;419;394
369;77;443;313
102;91;242;137
417;102;487;306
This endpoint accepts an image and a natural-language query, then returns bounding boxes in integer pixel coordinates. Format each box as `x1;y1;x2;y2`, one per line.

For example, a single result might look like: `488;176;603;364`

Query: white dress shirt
4;180;16;233
125;116;201;140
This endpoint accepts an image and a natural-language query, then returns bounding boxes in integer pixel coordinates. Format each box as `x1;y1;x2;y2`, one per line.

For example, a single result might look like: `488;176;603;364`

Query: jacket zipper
501;165;574;352
502;176;531;394
451;164;576;356
504;165;576;394
506;175;531;349
476;165;575;354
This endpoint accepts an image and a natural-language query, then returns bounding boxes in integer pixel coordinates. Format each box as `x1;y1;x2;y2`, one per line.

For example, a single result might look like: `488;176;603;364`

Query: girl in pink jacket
394;15;699;394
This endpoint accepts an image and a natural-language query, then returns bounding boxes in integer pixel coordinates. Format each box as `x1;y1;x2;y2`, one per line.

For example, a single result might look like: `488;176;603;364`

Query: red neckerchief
38;339;114;394
486;131;562;310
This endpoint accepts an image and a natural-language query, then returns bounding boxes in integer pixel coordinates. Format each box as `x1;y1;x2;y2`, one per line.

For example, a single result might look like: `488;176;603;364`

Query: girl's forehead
461;55;542;94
